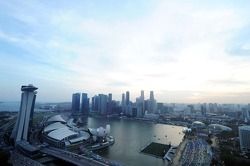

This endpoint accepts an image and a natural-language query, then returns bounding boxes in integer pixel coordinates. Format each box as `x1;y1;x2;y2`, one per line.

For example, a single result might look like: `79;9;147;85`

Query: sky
0;0;250;103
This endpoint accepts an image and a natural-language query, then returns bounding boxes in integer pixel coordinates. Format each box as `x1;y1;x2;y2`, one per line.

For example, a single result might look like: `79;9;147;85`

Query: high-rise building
81;93;89;115
141;90;145;115
72;93;80;113
136;97;143;117
107;93;113;114
11;84;37;143
150;91;154;101
239;126;250;152
92;95;99;112
108;93;112;102
122;93;125;113
201;103;207;116
99;94;108;115
149;91;157;113
126;91;130;105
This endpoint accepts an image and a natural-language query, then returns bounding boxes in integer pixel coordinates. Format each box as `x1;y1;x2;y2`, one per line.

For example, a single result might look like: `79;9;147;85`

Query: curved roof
192;121;205;125
208;124;232;131
69;131;90;143
79;131;90;139
43;122;67;132
48;127;77;141
47;115;66;123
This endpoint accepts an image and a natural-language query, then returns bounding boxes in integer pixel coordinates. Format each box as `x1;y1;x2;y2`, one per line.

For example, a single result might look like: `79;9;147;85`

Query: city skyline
1;0;250;103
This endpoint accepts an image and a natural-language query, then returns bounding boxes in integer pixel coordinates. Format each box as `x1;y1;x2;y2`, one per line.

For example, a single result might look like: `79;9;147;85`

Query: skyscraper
126;91;130;105
72;93;80;113
107;93;112;114
149;91;157;113
92;95;100;112
99;94;108;115
81;93;89;115
141;90;145;115
136;97;143;117
11;84;37;143
108;93;112;102
122;93;125;113
150;91;154;101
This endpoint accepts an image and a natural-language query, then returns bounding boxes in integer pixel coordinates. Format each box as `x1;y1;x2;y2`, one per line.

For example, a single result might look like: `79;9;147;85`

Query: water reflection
84;117;184;166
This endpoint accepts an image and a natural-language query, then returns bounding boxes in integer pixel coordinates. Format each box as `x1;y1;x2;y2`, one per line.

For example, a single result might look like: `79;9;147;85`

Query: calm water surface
86;117;184;166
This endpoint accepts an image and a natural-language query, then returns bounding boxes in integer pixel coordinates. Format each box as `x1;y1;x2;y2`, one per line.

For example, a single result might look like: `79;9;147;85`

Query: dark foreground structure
1;84;112;166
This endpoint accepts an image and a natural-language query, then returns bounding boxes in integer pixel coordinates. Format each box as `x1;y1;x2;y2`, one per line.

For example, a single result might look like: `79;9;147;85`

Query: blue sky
0;0;250;103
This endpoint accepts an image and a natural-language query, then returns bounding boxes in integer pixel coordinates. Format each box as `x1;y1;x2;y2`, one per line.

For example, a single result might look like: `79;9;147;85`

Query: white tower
11;84;38;143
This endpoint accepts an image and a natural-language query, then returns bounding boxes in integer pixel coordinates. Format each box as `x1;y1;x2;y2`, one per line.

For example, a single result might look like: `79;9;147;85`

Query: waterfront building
43;115;114;150
11;84;38;143
72;93;80;113
122;93;125;113
108;93;112;102
92;95;100;112
239;125;250;152
99;94;108;115
126;91;130;105
149;91;157;113
81;93;89;115
136;97;143;117
107;93;112;114
141;90;145;115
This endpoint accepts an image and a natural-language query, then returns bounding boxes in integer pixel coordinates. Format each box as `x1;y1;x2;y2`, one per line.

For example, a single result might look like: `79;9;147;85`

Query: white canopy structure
43;122;67;133
208;124;232;132
192;121;206;128
47;127;77;141
69;131;90;143
47;115;66;123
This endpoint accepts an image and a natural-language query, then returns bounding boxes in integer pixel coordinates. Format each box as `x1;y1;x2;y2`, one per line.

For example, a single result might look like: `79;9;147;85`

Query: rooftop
239;125;250;130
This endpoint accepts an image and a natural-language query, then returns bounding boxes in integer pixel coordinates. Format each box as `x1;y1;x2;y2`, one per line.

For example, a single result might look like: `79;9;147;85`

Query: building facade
239;125;250;152
81;93;89;115
72;93;80;113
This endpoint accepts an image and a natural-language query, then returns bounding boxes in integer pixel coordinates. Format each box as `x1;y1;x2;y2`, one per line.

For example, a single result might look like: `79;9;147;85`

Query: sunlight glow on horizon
0;0;250;103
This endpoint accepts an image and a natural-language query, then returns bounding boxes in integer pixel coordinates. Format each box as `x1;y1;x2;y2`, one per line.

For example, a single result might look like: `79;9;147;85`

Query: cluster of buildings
120;90;157;117
71;93;90;115
71;90;159;118
42;114;114;150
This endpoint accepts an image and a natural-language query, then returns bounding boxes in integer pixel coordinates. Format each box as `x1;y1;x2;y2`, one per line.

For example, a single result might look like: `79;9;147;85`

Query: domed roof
192;121;205;125
43;122;67;132
47;115;66;123
47;127;77;141
208;124;232;131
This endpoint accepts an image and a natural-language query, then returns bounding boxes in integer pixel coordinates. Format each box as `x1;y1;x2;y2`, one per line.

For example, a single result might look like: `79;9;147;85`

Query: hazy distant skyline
1;0;250;103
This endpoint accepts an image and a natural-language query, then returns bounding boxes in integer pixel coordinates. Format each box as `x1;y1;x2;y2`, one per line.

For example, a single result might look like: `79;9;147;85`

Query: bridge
40;146;108;166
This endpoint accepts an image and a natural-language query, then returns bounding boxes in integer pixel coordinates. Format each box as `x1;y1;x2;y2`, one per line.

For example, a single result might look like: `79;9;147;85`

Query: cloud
0;0;250;102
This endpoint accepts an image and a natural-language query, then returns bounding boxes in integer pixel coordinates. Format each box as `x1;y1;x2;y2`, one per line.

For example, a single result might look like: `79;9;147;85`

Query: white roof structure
192;121;205;125
69;132;90;143
43;122;67;133
208;124;232;131
47;115;66;123
79;131;91;139
48;127;77;141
